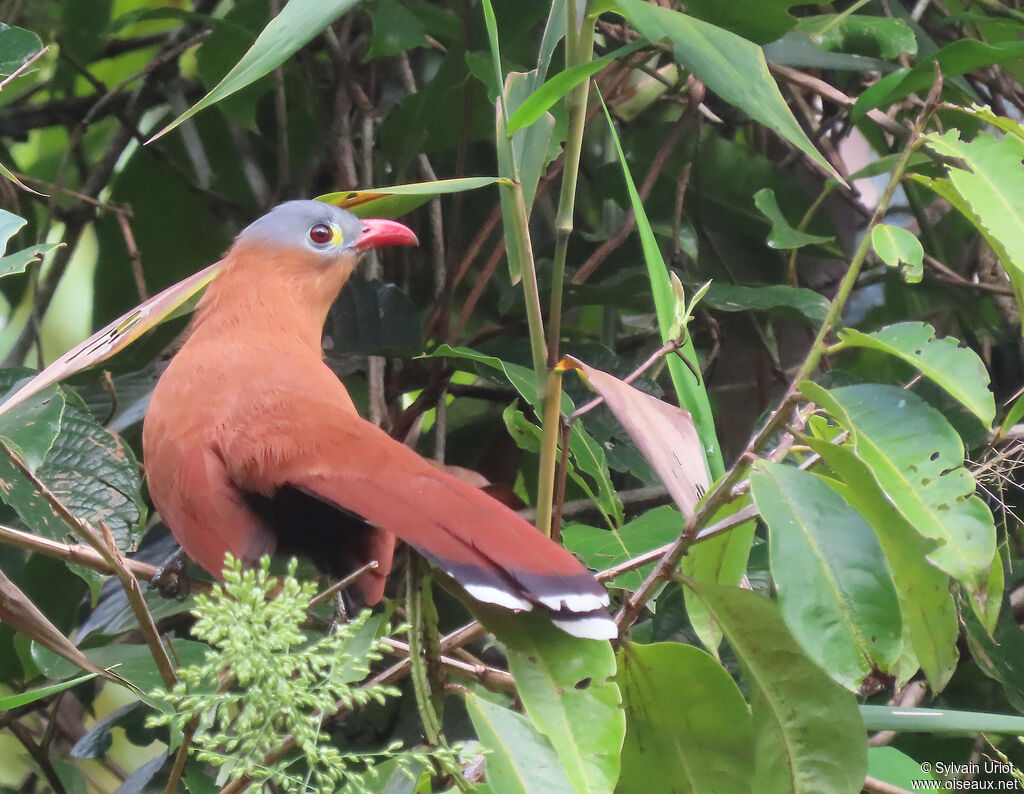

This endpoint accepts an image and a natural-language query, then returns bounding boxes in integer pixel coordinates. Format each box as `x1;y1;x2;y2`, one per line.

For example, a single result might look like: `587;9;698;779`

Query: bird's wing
220;400;615;639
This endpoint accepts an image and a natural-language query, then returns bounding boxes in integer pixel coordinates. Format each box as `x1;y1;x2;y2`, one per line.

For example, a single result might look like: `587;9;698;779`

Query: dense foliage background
2;0;1024;792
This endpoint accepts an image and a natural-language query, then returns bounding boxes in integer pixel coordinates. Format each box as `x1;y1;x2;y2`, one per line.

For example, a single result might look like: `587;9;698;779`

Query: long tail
262;420;617;640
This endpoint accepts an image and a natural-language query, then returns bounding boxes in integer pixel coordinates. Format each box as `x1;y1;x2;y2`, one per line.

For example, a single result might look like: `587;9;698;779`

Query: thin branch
0;44;51;92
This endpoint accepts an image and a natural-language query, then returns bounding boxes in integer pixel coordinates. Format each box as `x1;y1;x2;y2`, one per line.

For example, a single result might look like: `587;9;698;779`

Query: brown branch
570;111;690;285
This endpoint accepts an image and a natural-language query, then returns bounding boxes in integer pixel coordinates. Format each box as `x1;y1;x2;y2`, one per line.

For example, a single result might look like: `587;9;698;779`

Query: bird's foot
151;549;188;599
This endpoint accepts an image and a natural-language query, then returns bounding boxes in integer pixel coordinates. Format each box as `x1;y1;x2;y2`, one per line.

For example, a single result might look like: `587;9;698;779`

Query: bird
142;200;615;640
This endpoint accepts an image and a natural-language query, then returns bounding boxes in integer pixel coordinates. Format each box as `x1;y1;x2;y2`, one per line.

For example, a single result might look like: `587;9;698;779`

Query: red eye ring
309;223;333;245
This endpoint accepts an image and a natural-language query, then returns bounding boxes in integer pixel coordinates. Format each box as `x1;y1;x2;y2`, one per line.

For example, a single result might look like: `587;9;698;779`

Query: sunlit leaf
0;672;97;710
870;224;923;283
836;322;995;425
615;0;842;182
148;0;364;142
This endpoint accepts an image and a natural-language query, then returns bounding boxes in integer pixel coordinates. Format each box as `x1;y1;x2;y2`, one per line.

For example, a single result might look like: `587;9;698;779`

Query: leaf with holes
871;224;922;283
617;642;754;794
475;609;624;794
802;382;997;632
836;322;994;425
800;415;959;691
751;461;902;690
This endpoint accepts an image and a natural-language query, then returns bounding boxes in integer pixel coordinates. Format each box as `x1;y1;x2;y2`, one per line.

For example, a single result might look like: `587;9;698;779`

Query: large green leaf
0;388;144;554
614;0;841;182
800;385;960;690
465;693;575;794
922;130;1024;289
149;0;363;141
616;642;754;794
686;582;866;794
562;505;682;591
836;322;995;425
806;384;996;607
477;609;624;794
751;461;901;690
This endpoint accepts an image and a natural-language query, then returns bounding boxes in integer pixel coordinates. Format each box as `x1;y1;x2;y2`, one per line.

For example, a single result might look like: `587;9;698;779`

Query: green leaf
363;0;427;60
799;385;960;690
465;693;576;794
701;282;830;327
0;374;64;472
860;705;1024;735
922;130;1024;287
0;23;43;76
870;224;923;283
476;610;624;794
868;747;934;790
0;673;97;710
836;322;995;425
506;41;645;134
686;582;867;794
751;461;902;690
614;0;842;182
149;0;363;142
597;89;723;480
0;391;145;554
753;188;835;250
859;39;1024;110
616;642;754;794
796;15;917;59
681;0;800;44
318;177;505;220
961;592;1024;714
806;384;996;605
680;498;757;655
562;505;682;591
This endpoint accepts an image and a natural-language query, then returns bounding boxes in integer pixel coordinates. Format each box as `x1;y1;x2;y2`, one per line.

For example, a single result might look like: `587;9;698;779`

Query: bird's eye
308;223;333;245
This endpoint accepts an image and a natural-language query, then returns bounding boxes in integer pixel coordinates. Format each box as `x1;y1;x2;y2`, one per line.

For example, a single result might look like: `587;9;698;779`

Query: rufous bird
142;201;615;639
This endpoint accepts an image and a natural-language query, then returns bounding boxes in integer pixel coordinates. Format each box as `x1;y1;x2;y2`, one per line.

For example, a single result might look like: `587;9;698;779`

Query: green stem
785;183;836;286
535;369;563;536
508;181;548;387
546;2;595;367
406;554;445;745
